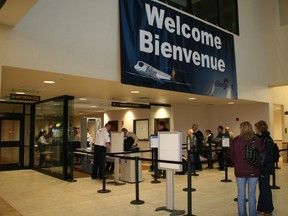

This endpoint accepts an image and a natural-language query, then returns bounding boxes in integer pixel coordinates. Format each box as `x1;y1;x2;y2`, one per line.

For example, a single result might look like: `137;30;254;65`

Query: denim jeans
236;177;258;216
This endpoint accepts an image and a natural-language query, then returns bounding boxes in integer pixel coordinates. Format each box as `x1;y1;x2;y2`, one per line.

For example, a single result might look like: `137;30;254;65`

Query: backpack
124;137;134;151
264;136;280;163
274;143;280;163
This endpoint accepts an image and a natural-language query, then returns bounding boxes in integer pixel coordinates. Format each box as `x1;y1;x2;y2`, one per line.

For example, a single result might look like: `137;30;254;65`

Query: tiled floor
0;161;287;216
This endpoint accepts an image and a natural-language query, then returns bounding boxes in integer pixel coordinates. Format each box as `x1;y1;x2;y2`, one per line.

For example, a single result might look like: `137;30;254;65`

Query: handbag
245;141;265;167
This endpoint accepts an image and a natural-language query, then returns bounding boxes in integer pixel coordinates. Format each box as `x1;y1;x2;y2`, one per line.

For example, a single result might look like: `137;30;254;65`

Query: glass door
0;116;24;170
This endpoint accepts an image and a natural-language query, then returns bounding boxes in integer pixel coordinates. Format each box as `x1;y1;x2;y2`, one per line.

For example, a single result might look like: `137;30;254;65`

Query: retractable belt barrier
69;146;288;216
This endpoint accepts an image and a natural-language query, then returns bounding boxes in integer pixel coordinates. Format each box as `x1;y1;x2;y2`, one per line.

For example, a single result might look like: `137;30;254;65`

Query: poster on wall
119;0;237;99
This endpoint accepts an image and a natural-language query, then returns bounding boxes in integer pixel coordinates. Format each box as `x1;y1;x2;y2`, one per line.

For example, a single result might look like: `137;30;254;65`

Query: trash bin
121;153;142;183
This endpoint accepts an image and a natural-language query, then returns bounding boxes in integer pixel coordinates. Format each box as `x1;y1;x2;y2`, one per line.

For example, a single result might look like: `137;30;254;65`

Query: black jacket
258;131;274;175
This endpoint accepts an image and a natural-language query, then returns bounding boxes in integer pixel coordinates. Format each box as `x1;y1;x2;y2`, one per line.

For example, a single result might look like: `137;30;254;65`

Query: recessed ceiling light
130;90;140;94
90;105;97;108
79;98;87;101
188;97;196;100
15;92;25;94
228;102;234;105
43;80;55;84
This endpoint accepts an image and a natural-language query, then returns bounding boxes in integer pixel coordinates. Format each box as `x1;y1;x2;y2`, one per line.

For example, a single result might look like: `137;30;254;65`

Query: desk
74;148;93;173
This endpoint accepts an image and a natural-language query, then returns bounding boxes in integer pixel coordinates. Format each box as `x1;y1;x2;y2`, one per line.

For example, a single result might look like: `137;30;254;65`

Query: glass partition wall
34;95;74;180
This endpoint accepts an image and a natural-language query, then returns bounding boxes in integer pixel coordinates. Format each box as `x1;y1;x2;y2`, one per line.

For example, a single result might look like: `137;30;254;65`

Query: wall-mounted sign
119;0;237;99
10;94;40;101
111;102;150;109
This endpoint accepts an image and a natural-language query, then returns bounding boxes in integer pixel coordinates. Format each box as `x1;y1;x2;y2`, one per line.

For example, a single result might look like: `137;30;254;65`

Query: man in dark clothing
192;124;204;171
216;125;225;170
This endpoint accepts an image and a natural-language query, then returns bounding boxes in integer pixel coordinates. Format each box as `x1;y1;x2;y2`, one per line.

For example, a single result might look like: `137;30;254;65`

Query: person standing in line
204;129;214;168
225;126;234;140
187;129;193;143
230;121;264;216
91;122;111;180
192;124;204;171
216;125;225;170
254;120;274;216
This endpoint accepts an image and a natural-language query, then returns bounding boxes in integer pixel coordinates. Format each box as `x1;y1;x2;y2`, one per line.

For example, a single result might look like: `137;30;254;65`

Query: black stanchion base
191;173;199;176
97;189;111;193
130;200;145;205
221;179;232;183
183;187;196;192
107;181;126;186
270;185;280;189
67;179;77;182
234;198;248;202
155;206;185;216
151;179;161;184
275;167;281;169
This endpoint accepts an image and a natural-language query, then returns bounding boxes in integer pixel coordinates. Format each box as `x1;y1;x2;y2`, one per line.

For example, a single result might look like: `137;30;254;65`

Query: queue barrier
69;145;288;216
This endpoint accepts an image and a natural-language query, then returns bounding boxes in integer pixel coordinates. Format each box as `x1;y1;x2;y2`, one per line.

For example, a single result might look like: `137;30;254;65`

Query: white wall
273;86;288;141
0;0;119;81
234;0;271;103
173;103;270;142
264;0;288;86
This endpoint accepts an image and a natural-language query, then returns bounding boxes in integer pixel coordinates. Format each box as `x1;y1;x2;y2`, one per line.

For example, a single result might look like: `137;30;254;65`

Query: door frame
0;113;25;170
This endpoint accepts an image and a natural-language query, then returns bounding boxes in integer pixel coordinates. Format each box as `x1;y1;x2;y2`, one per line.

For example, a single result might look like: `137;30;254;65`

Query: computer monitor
150;135;158;148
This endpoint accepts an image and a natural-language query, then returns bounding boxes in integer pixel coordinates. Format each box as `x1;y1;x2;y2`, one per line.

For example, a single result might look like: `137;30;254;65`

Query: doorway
0;114;24;170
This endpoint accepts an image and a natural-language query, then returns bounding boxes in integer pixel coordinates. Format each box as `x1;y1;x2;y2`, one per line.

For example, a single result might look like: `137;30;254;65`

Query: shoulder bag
245;140;265;167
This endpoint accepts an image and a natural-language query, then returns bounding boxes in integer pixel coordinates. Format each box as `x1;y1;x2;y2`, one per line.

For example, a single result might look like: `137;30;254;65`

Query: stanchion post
183;148;196;192
131;156;145;205
221;148;232;183
98;152;111;193
183;149;196;216
151;148;161;184
270;163;280;190
191;145;199;177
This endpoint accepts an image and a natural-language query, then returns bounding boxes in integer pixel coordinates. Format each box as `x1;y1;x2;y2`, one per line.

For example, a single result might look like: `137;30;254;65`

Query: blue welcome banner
119;0;237;99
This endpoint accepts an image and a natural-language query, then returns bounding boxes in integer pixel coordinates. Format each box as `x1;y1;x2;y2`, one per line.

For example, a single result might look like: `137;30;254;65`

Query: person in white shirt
91;123;111;180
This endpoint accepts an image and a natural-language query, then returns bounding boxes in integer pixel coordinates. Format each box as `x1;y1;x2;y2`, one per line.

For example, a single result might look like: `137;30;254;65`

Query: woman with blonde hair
230;121;264;216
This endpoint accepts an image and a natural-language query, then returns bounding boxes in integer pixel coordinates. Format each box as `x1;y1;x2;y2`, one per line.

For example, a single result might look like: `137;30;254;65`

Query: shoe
257;211;264;215
91;176;98;180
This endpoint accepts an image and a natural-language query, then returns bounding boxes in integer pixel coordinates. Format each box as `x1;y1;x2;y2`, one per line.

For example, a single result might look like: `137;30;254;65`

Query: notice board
158;131;182;171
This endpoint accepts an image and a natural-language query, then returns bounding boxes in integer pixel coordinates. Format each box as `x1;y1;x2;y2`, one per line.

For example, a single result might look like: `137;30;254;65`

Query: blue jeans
236;177;258;216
